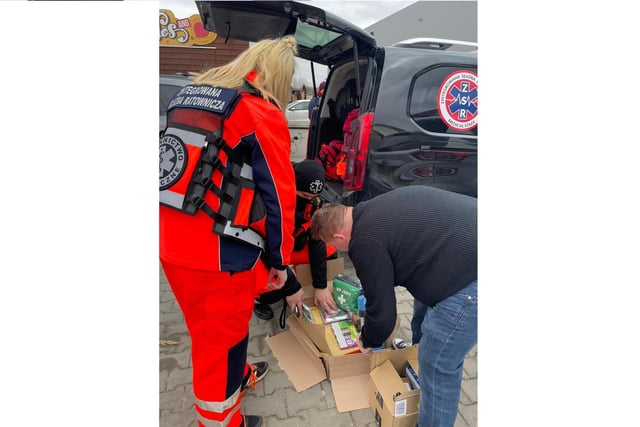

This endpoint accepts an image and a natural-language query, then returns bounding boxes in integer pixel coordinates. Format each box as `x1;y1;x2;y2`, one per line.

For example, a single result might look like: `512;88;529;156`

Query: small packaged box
320;306;351;324
331;320;359;349
405;361;420;390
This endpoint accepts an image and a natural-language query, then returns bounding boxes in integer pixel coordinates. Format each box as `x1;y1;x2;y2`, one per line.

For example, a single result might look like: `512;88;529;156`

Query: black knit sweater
350;186;477;349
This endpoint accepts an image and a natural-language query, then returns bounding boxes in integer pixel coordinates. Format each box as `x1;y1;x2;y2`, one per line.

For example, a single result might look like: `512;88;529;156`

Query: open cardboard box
369;357;421;427
265;258;417;413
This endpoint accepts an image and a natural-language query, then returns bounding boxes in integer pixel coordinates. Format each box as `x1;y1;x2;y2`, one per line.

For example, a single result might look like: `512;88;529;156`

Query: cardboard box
294;257;345;303
285;258;399;359
294;301;361;357
369;358;421;427
265;258;416;413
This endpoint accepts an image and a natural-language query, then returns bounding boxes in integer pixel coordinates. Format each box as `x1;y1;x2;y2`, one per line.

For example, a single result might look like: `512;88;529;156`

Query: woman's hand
286;288;304;317
267;267;287;290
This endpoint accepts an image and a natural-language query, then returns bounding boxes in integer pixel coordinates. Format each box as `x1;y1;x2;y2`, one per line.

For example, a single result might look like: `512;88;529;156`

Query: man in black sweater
311;186;477;427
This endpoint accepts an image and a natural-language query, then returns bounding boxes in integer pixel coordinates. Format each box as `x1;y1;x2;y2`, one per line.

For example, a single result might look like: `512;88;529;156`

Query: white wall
365;1;477;46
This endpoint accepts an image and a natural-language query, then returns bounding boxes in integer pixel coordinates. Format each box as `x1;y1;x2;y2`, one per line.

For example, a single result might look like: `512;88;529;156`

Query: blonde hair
311;204;348;241
192;36;297;110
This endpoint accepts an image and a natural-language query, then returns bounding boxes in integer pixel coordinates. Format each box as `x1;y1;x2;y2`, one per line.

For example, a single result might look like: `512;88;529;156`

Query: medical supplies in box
369;358;421;427
331;320;359;349
300;303;313;323
320;306;351;324
332;274;362;313
264;258;414;414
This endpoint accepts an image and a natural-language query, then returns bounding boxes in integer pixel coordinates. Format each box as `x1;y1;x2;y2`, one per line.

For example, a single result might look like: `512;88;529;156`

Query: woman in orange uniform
159;36;298;427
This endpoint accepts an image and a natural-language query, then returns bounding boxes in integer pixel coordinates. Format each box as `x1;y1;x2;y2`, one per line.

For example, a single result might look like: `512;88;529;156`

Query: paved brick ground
160;256;477;427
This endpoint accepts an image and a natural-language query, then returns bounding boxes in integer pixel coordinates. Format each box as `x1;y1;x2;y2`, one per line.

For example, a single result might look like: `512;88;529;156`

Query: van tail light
343;112;373;191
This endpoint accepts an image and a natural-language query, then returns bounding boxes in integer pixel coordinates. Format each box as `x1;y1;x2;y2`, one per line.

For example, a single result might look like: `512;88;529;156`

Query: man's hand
267;267;287;290
356;332;372;354
314;288;339;315
286;288;304;317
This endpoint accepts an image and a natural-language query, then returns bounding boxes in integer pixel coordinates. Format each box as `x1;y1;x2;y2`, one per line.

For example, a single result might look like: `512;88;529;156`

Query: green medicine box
332;274;362;313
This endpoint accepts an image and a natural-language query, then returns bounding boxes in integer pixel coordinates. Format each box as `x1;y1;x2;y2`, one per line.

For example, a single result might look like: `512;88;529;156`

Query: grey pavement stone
164;320;189;336
159;333;191;354
463;353;477;379
460;377;478;405
159;356;178;374
266;406;357;427
262;367;296;395
456;400;477;427
319;380;336;410
242;388;289;419
159;368;169;393
350;407;377;425
161;348;192;369
160;410;197;427
284;383;329;413
166;366;194;391
159;300;173;313
160;385;194;412
159;309;187;324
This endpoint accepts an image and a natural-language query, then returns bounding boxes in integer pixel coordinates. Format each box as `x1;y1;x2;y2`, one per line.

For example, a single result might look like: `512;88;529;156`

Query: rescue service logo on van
160;134;187;190
438;70;478;131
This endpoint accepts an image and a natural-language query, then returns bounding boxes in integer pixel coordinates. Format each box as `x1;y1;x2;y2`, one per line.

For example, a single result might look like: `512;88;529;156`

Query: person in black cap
254;160;339;323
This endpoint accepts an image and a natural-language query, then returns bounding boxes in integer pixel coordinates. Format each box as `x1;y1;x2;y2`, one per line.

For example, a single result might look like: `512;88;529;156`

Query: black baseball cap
294;160;325;194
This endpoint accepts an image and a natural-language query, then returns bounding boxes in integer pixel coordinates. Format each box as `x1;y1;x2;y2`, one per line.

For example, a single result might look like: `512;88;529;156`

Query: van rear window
295;21;342;50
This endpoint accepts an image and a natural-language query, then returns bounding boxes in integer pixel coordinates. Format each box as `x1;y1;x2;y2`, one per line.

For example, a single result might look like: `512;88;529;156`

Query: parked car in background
160;74;193;137
196;1;477;206
285;99;311;128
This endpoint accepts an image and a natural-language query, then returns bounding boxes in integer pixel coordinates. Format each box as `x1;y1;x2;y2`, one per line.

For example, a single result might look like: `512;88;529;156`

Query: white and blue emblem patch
159;134;188;190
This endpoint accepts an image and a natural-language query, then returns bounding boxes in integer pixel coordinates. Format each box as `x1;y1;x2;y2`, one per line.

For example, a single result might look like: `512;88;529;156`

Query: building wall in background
365;1;477;46
159;38;248;75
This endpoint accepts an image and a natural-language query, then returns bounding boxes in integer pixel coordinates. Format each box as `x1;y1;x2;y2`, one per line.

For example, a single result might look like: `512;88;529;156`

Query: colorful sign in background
160;9;217;47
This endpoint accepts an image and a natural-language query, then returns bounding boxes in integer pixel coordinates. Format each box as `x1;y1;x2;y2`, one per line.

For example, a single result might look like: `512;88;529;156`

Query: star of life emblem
309;179;324;194
159;134;188;190
437;70;478;131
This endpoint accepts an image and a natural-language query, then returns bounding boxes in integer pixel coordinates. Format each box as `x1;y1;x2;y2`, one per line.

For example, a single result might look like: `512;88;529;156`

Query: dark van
196;1;477;204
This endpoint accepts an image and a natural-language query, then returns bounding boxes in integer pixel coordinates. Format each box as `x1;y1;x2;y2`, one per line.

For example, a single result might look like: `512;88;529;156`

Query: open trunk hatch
196;1;376;66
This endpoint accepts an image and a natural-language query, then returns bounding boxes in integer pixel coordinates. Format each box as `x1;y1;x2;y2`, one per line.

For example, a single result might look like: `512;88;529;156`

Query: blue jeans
417;280;477;427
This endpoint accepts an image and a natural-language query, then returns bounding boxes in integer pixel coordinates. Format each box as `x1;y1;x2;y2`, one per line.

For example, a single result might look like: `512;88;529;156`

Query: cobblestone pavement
160;256;477;427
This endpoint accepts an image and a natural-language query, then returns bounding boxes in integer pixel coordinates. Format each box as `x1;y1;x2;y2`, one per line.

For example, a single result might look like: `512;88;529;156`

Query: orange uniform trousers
161;260;269;427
